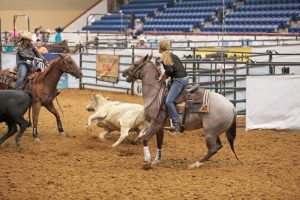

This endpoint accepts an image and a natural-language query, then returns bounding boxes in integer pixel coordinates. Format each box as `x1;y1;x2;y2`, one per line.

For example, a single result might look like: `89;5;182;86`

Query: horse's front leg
32;102;42;142
45;101;64;136
152;128;164;165
142;121;163;163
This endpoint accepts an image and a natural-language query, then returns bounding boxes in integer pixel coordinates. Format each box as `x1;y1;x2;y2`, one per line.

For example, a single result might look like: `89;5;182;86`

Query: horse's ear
143;54;149;62
92;93;96;99
148;54;153;61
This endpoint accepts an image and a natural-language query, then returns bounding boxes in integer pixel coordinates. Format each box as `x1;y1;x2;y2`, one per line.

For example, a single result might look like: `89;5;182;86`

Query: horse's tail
226;109;241;163
25;91;33;127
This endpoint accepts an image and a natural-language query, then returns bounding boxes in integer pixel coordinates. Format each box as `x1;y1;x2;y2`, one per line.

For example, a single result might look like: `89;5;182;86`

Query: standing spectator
41;29;51;44
132;18;143;39
55;27;63;43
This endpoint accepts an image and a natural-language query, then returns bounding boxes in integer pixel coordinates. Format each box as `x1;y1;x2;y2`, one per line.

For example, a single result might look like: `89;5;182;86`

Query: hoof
34;138;40;143
111;143;118;148
188;161;203;169
152;159;161;165
15;141;21;147
142;162;152;170
59;132;65;137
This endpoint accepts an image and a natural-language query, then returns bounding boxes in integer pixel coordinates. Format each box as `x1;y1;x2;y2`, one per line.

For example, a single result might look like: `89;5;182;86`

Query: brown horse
0;54;82;142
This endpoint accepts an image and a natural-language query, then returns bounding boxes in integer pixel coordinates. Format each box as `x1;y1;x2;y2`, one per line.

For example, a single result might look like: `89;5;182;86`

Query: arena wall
0;0;101;32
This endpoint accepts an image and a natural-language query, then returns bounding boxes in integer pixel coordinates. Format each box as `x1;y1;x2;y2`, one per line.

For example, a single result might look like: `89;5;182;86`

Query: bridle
125;59;166;118
126;60;161;85
57;55;78;76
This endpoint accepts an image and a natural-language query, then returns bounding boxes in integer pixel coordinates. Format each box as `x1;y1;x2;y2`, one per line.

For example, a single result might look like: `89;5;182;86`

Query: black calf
0;90;32;146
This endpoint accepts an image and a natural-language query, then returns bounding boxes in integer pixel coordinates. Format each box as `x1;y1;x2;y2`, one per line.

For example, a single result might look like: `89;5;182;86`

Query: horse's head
57;54;82;79
122;54;153;82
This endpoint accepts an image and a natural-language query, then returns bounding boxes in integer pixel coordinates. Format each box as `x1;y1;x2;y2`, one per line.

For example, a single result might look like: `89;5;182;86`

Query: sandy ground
0;89;299;200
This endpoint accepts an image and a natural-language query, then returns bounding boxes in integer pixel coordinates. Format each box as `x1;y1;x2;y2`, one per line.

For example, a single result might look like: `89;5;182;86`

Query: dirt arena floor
0;89;299;200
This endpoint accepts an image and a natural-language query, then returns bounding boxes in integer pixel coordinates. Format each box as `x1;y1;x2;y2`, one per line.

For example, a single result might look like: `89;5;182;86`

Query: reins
130;60;166;131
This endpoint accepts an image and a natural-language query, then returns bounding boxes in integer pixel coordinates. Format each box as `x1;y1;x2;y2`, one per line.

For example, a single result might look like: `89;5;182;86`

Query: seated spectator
135;37;148;48
132;19;143;39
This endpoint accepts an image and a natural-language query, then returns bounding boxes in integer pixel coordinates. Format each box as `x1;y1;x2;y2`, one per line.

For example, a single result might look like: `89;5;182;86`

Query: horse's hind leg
45;102;64;136
0;121;17;145
216;136;223;151
189;131;219;169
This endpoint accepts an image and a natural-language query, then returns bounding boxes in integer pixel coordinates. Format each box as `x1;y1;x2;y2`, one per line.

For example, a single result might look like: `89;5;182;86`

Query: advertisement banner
96;54;119;83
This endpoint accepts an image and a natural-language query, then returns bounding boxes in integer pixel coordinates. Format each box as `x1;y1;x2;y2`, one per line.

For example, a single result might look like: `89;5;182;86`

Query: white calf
86;94;149;147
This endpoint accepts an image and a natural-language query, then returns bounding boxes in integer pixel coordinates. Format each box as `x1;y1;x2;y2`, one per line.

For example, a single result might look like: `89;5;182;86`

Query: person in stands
132;18;143;39
32;26;43;43
55;27;63;43
135;37;148;48
158;40;188;132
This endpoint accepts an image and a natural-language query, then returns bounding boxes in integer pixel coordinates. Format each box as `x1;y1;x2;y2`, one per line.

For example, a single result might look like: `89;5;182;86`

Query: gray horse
122;54;240;168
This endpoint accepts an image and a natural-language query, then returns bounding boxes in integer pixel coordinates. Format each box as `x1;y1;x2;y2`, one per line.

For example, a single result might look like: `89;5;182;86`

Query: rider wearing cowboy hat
15;32;45;90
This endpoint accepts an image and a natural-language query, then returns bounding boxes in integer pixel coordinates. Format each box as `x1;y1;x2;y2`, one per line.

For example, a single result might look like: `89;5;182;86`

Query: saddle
175;84;209;114
162;84;210;132
0;68;41;90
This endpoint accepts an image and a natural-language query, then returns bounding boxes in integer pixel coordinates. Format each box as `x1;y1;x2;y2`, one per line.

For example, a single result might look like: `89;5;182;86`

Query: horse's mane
35;56;61;82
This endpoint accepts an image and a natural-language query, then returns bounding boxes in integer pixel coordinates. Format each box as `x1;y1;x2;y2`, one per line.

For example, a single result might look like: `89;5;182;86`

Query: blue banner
43;54;68;89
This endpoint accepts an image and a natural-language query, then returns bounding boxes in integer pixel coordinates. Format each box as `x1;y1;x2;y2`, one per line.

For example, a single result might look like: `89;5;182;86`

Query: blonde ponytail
159;40;174;66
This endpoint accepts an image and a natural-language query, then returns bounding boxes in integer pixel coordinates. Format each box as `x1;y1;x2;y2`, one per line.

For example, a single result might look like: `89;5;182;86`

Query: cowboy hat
135;18;142;23
139;37;145;41
40;29;52;33
20;32;33;41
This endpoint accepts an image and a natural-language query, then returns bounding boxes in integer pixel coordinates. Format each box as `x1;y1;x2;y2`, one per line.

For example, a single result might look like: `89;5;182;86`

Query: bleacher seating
82;0;300;33
289;26;300;32
203;0;300;33
202;24;279;32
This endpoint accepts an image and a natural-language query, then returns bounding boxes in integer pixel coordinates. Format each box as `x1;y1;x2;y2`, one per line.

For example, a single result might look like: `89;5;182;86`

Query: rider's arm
32;44;45;60
163;63;174;77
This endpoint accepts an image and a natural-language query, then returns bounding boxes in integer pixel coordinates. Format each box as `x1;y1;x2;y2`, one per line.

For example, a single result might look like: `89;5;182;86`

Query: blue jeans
16;63;31;90
166;77;188;129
